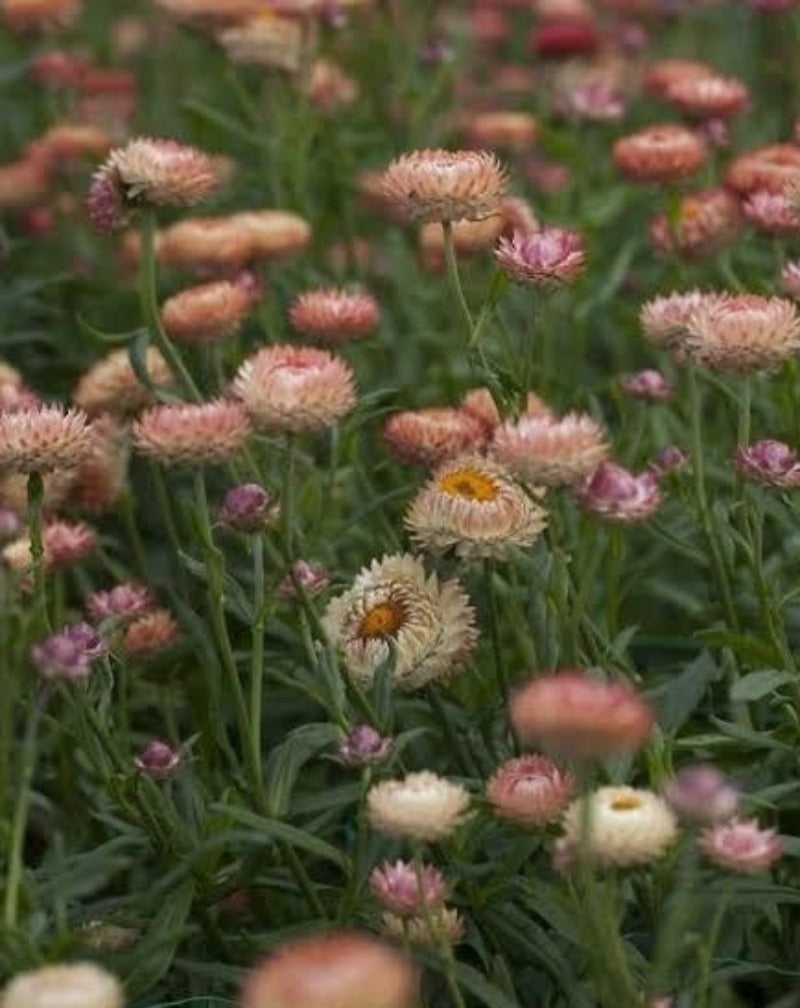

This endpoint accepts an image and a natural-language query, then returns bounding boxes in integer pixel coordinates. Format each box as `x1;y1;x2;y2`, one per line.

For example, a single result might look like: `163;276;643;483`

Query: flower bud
664;765;739;825
338;725;393;767
218;483;278;533
134;739;182;779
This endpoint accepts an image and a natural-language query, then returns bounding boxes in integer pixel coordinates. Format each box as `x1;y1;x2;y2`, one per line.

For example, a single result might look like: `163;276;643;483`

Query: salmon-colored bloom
613;124;708;184
289;287;380;344
133;400;251;465
663;74;749;120
384;408;487;468
487;754;576;826
649;187;742;259
162;278;257;343
73;347;172;416
682;293;800;372
491;412;608;486
726;144;800;196
123;608;180;658
0;406;92;473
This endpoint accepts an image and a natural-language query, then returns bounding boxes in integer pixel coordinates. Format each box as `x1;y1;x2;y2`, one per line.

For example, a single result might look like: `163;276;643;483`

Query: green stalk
281;433;296;563
483;560;511;710
138;210;201;402
249;534;266;794
648;831;699;999
27;471;51;633
442;220;475;336
696;883;734;1008
412;850;468;1008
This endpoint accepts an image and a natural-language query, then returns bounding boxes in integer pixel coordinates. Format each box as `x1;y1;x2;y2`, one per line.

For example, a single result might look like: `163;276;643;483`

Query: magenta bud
278;560;330;599
218;483;278;533
735;439;800;488
338;725;393;767
664;765;739;825
650;444;690;478
576;460;662;523
621;369;674;403
134;739;182;779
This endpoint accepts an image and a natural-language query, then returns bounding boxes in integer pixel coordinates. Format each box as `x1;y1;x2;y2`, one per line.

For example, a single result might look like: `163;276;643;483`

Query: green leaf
264;723;341;817
731;669;795;702
125;880;196;999
647;650;719;735
449;960;522;1008
77;314;144;346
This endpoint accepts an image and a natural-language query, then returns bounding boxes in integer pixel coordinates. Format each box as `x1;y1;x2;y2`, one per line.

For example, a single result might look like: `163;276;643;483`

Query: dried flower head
74;347;172;416
367;771;470;841
322;553;477;691
622;369;674;402
0;406;92;473
681;294;800;372
370;861;447;915
134;739;183;778
613;124;708;184
3;0;80;32
495;228;586;286
123;608;180;659
743;190;800;235
217;13;303;73
289;287;380;344
465;111;538;150
576;460;663;522
240;932;418;1008
491;412;608;486
649;187;742;260
88;582;154;624
162;278;256;343
699;818;782;873
562;787;678;867
726;144;800;196
133;400;251;465
640;289;713;350
381;907;464;947
218;483;279;532
644;59;714;99
338;725;393;767
384;408;487;468
233;345;356;433
487;754;576;827
69;414;129;515
735;440;800;487
377;149;507;223
278;559;330;599
0;963;123;1008
663;74;749;119
406;454;547;559
510;670;654;759
460;388;552;432
664;765;740;825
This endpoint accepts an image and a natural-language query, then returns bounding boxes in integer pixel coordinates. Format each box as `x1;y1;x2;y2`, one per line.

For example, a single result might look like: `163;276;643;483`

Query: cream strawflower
73;347;172;416
367;771;470;841
0;406;93;473
682;294;800;373
562;786;678;867
490;412;608;487
640;290;717;351
0;962;123;1008
322;553;477;691
405;454;546;559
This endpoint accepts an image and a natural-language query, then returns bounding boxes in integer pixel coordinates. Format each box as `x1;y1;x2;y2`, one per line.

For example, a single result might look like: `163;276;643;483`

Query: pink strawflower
700;818;782;873
278;559;330;599
289;287;380;344
735;440;800;487
509;671;654;759
576;461;662;522
782;260;800;298
649;445;690;478
218;483;279;532
487;754;576;826
495;228;586;286
621;369;674;403
568;81;625;122
491;411;608;487
133;400;252;466
0;406;92;473
369;860;447;915
743;191;800;235
338;725;393;767
134;740;183;779
664;765;740;825
87;582;154;624
384;407;487;468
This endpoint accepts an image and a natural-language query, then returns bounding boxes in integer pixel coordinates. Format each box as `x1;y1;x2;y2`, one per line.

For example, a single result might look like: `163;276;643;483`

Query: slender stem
737;375;752;449
4;688;48;930
648;831;699;998
282;841;328;920
483;560;511;710
27;471;51;634
412;850;468;1008
120;492;150;581
442;220;475;337
138;211;201;402
696;883;733;1008
281;433;296;563
249;535;266;793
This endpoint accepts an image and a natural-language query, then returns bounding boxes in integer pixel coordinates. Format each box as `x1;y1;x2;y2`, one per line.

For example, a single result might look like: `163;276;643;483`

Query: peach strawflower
509;670;654;758
465;111;538;150
88;582;154;623
735;440;800;487
699;818;782;873
405;454;547;559
743;191;800;235
73;347;172;416
3;0;80;32
576;460;662;522
726;144;800;196
217;13;303;73
487;754;576;827
562;787;678;867
240;932;418;1008
162;278;256;343
0;158;50;210
681;294;800;372
232;209;312;262
491;412;608;486
367;771;470;841
613;124;708;184
782;260;800;298
157;211;311;271
123;608;181;659
3;520;96;576
644;59;714;98
0;406;93;473
460;387;552;432
69;414;129;514
289;287;381;344
498;195;540;237
381;907;465;947
26;123;113;167
663;74;749;119
649;187;742;260
377;149;507;223
233;345;357;433
322;553;477;691
383;408;487;467
369;860;447;915
133;400;251;465
306;59;358;113
495;227;586;286
640;289;716;351
88;137;224;230
0;963;123;1008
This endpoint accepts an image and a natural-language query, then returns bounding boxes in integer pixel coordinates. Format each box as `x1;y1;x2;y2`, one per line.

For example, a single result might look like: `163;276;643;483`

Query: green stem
138;210;201;402
483;560;511;710
4;688;48;930
27;471;50;633
119;492;150;581
282;840;328;920
412;850;467;1008
442;219;475;337
249;535;266;794
696;883;734;1008
281;433;296;563
648;831;699;998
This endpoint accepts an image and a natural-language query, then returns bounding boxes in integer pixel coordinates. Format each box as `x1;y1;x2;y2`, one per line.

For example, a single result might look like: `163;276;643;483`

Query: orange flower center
359;601;405;639
610;795;643;812
438;469;499;502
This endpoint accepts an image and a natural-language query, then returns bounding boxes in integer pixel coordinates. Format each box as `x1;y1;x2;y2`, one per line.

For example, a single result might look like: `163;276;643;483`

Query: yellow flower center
438;468;499;502
359;601;405;639
610;795;643;813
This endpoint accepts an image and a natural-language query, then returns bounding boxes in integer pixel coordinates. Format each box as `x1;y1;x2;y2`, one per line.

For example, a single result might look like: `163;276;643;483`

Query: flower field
2;1;800;1007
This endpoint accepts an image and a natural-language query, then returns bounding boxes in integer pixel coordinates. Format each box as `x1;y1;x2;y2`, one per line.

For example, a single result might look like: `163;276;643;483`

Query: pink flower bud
338;725;393;767
134;740;182;779
735;440;800;488
700;818;782;873
664;765;740;825
576;461;662;522
621;369;674;403
369;860;447;915
278;560;330;599
218;483;278;533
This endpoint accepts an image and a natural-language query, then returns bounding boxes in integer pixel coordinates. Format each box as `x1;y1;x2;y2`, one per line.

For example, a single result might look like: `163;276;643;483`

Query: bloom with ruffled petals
405;454;547;559
367;771;470;841
460;388;551;432
73;347;172;416
377;149;507;223
622;369;674;402
613;124;708;184
123;608;180;659
510;670;654;759
233;345;356;433
649;188;742;260
682;294;800;372
663;74;749;120
639;290;715;350
562;787;678;867
0;406;92;474
322;553;476;691
491;412;608;486
87;582;154;624
370;861;447;915
384;408;487;468
495;227;586;286
133;400;251;465
0;963;123;1008
289;287;380;344
700;818;782;873
576;460;662;522
3;520;96;576
726;144;800;196
162;278;256;343
735;440;800;487
743;191;800;235
487;755;576;827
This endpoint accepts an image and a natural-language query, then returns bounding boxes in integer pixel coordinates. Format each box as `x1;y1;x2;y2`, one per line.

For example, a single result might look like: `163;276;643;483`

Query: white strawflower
367;771;470;841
